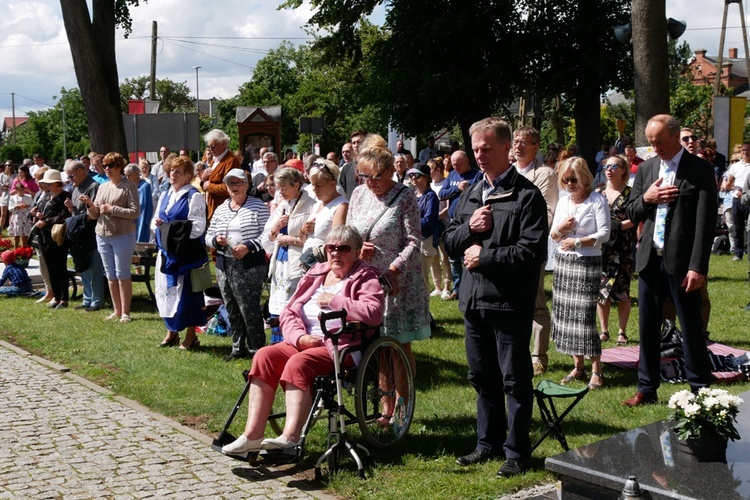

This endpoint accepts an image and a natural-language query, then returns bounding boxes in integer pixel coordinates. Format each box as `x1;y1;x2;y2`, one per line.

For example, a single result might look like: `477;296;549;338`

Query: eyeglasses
408;173;423;180
512;140;537;147
103;163;116;169
208;144;218;149
681;135;698;143
562;177;578;184
226;180;247;187
603;164;620;171
324;244;352;254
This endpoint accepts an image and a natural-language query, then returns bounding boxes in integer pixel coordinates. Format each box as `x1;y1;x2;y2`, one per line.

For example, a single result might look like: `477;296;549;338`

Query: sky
1;0;750;119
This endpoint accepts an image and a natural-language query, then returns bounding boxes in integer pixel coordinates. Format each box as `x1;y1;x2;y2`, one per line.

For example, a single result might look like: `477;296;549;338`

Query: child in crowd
0;250;32;296
8;184;33;248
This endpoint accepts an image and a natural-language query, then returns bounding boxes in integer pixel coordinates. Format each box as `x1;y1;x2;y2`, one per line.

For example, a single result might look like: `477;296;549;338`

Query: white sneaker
440;289;453;301
261;435;300;451
221;435;264;455
430;289;442;297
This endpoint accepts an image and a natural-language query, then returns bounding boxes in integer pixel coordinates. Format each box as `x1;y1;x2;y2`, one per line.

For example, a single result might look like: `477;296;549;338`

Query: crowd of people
0;114;730;479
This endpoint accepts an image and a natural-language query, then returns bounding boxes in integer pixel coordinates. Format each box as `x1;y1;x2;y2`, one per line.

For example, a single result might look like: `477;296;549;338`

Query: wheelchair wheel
354;336;415;449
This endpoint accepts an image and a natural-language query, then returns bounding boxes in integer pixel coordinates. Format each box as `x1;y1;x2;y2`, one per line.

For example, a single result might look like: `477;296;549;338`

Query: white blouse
552;191;610;257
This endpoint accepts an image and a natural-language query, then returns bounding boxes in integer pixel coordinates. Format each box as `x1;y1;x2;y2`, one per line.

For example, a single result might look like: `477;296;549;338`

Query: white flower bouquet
668;388;744;441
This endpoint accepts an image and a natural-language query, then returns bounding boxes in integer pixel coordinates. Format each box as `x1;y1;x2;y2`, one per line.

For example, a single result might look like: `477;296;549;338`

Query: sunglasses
208;144;218;149
562;177;578;184
103;163;116;169
681;135;698;143
357;169;388;181
324;244;352;254
312;162;334;179
603;164;620;171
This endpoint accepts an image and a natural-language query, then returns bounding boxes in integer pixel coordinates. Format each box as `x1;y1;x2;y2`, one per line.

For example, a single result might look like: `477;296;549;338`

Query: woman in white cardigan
261;167;316;316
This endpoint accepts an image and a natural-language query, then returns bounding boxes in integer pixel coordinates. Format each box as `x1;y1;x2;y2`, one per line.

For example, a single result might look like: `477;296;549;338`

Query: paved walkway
0;341;327;499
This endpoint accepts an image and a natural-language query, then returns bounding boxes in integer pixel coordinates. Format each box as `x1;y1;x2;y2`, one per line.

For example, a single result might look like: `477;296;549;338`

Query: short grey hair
124;163;140;177
274;166;305;186
263;152;278;162
64;159;86;173
204;129;230;146
326;225;363;251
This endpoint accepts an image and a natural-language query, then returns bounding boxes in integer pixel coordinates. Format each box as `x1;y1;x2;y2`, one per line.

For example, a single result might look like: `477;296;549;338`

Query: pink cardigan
279;260;385;360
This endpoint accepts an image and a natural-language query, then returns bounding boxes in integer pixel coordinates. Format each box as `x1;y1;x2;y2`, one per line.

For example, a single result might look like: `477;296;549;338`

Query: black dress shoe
85;305;102;312
496;458;528;478
456;449;498;466
74;304;89;310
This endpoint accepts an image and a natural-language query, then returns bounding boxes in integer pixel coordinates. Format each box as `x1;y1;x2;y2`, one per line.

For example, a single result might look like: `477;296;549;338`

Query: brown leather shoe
620;392;658;407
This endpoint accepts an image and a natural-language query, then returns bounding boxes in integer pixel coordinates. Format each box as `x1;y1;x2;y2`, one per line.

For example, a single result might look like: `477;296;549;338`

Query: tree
12;87;90;162
120;76;193;112
60;0;144;156
522;0;632;169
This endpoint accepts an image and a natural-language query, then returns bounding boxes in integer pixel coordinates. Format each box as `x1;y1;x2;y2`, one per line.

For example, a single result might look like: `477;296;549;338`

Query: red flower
14;247;34;259
0;239;12;251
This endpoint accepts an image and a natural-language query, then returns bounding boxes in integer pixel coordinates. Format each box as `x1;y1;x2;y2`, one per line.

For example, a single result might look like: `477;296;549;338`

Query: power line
160;39;255;69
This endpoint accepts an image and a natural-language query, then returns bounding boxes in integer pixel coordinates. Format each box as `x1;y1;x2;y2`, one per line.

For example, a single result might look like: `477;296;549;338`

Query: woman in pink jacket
222;225;385;456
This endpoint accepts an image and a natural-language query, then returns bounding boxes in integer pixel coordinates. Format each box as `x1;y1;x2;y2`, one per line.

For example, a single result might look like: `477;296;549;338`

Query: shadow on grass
413;352;467;390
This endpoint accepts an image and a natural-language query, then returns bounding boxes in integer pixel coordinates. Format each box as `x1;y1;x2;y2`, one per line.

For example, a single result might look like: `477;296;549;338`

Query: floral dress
598;186;635;304
8;193;33;237
347;183;431;343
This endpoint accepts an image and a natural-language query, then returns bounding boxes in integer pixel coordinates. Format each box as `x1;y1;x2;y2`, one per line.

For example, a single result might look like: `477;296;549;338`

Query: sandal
179;337;200;351
599;331;610;342
159;333;180;348
616;333;629;346
561;367;587;385
104;312;120;321
119;314;131;323
588;371;604;390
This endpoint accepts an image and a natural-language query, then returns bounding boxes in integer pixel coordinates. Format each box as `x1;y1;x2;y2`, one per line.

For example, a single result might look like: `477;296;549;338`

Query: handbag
190;262;213;292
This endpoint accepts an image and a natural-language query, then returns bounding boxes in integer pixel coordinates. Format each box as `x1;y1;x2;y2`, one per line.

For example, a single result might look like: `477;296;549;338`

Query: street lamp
192;66;201;114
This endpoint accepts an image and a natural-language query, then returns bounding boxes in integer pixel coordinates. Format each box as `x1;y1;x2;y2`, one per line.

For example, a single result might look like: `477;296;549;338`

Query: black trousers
43;243;69;303
464;308;533;461
637;250;712;394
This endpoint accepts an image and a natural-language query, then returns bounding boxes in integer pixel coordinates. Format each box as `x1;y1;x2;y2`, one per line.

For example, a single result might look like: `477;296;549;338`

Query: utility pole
61;92;67;160
714;0;750;97
150;21;157;101
193;66;201;114
11;92;16;144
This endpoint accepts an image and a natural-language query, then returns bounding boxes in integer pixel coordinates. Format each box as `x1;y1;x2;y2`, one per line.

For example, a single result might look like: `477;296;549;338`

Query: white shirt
728;160;750;193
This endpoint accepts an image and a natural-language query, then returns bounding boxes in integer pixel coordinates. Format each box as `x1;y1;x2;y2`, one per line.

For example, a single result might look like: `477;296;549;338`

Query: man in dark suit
621;114;716;407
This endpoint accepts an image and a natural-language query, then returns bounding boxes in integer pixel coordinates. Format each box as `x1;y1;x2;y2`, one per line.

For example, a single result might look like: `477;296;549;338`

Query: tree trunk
60;0;127;156
574;79;601;175
632;0;670;146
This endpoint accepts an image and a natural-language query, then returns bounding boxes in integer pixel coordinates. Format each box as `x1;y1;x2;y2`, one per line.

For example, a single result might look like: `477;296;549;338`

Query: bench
131;242;157;305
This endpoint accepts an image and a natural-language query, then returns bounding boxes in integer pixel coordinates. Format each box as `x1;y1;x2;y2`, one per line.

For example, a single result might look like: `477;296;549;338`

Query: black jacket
627;151;716;276
443;168;548;316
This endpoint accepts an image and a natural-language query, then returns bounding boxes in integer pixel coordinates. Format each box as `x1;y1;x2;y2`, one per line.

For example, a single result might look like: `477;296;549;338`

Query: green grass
1;254;750;498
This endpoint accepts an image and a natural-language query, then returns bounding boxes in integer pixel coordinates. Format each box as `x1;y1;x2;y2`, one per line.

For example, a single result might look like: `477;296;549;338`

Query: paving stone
0;346;322;499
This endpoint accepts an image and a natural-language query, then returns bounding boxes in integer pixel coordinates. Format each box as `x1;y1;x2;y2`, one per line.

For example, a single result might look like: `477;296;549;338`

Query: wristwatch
574;238;582;249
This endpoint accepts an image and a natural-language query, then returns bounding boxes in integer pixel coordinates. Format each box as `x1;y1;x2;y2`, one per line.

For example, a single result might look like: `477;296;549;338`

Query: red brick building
689;47;749;95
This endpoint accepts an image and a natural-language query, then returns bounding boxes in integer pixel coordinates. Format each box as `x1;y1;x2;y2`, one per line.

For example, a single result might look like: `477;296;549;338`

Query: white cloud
1;0;748;117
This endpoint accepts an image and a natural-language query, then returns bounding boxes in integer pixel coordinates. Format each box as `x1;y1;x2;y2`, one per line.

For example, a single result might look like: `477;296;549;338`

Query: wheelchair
211;309;416;479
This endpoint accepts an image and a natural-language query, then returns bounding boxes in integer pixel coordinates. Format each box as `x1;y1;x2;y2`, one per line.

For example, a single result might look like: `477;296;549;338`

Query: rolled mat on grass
601;340;748;383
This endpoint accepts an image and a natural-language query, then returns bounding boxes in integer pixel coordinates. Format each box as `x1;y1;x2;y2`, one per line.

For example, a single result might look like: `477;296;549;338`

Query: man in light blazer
621;114;716;407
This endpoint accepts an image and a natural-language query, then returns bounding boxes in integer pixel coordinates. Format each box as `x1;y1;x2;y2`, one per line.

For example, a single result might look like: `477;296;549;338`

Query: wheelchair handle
319;308;348;340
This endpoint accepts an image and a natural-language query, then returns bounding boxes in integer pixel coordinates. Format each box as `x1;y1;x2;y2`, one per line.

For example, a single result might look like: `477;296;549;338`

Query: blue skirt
163;273;206;332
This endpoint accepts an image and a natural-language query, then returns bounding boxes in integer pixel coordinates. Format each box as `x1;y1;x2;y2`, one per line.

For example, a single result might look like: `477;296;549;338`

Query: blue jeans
449;257;463;293
97;232;136;280
80;249;104;307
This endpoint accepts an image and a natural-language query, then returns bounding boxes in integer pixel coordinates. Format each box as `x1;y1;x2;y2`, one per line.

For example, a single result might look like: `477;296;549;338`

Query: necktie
653;162;671;249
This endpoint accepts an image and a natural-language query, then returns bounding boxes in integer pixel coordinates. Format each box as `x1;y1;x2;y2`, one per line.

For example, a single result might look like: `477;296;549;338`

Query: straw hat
38;169;63;185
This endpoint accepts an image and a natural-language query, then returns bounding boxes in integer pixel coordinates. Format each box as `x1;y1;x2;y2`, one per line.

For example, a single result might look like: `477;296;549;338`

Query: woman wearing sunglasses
81;152;140;322
222;225;384;455
596;154;635;347
346;137;431;424
550;157;611;390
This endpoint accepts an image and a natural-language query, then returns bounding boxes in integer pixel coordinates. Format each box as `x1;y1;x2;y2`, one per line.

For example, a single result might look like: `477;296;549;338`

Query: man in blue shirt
439;150;482;300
